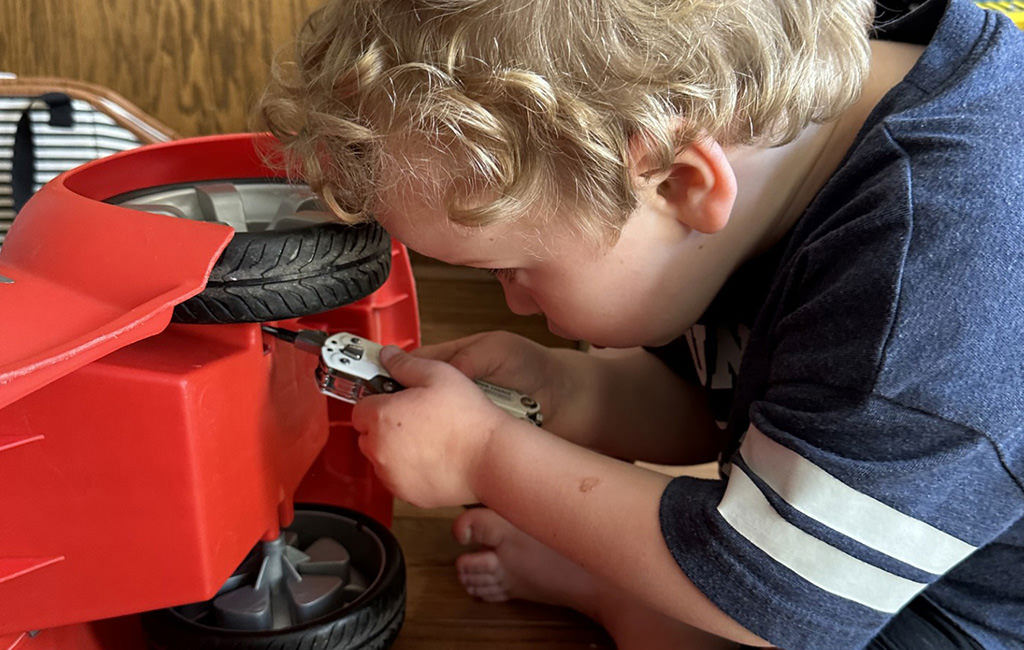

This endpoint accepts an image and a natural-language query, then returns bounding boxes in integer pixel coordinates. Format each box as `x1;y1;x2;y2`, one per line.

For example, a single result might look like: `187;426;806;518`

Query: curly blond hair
259;0;874;241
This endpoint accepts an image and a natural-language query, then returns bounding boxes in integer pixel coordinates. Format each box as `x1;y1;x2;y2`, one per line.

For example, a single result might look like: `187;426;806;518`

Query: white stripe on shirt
717;465;927;613
738;427;976;575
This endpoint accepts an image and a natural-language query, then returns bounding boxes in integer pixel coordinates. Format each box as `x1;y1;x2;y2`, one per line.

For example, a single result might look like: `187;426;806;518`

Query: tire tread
172;223;391;324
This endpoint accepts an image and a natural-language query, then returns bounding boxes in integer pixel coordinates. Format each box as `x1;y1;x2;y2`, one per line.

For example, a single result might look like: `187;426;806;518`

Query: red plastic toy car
0;133;419;649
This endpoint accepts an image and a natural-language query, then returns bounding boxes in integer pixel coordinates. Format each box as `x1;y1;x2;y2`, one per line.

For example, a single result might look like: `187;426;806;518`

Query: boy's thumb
379;345;445;386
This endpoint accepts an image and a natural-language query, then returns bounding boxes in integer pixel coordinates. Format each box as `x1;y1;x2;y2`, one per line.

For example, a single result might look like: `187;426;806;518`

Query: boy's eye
485;267;517;282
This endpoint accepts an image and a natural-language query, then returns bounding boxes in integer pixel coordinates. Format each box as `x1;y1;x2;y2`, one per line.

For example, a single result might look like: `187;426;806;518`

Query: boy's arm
353;346;768;645
418;333;722;465
472;415;770;646
563;346;721;464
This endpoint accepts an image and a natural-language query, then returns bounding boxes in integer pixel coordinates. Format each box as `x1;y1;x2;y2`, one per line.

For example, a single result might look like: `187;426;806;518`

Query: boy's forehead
373;156;554;261
375;187;575;266
378;201;529;261
373;138;608;263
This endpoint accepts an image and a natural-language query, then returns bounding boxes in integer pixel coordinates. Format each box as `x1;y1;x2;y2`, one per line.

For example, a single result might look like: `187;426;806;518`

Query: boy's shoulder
748;0;1023;443
654;1;1024;432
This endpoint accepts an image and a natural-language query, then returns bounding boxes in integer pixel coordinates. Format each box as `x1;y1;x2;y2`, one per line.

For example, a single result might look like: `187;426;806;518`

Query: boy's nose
500;283;541;316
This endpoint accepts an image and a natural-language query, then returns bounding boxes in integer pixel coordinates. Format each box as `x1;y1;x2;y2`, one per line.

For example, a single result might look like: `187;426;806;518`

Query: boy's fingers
380;345;452;386
412;333;489;363
350;401;370;434
446;348;503;381
412;340;464;362
414;338;499;380
351;396;383;434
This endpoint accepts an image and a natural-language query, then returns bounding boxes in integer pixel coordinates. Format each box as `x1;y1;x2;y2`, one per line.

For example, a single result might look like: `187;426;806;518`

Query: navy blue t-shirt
655;2;1024;648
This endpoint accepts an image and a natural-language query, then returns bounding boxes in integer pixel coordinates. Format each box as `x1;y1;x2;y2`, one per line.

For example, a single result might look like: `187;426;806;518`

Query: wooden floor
390;501;613;650
388;255;614;649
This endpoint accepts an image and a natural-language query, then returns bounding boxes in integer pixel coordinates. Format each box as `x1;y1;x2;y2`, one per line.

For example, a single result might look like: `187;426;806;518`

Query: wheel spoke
286;574;347;623
216;571;252;595
298;537;351;580
213;585;272;630
268;187;334;231
121;202;189;219
343;566;369;601
173;601;211;623
283;544;310;567
195;183;248;232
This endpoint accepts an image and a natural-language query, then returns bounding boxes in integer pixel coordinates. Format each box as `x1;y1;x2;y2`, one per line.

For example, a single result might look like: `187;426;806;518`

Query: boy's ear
630;134;737;234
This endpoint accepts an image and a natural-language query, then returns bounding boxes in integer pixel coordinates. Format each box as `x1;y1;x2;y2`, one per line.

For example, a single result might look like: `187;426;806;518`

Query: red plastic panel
0;192;232;410
0;134;288;410
0;134;422;644
0;324;327;635
1;617;145;650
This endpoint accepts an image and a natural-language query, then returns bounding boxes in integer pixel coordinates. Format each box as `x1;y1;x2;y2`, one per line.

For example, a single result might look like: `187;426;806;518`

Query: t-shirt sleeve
659;388;1023;649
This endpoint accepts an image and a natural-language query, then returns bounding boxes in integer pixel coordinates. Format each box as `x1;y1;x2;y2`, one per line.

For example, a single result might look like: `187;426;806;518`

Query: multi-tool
261;326;543;426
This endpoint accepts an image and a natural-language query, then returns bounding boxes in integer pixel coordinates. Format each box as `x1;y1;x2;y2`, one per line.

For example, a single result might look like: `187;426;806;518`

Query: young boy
259;0;1024;647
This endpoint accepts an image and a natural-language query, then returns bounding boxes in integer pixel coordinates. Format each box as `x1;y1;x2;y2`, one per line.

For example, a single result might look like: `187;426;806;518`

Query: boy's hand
351;346;508;508
413;331;571;432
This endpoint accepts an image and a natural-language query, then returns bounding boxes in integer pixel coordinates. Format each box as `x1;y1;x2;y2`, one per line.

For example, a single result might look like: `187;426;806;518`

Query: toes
459;571;499;587
456;550;508;599
452;507;512;547
466;584;510;602
456;550;503;577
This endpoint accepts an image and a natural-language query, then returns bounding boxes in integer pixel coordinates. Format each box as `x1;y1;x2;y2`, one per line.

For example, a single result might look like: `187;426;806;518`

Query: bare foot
452;507;602;617
452;508;736;650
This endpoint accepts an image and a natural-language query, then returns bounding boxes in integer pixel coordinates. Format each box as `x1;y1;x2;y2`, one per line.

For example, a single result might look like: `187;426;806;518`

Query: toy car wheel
142;505;405;650
109;181;391;324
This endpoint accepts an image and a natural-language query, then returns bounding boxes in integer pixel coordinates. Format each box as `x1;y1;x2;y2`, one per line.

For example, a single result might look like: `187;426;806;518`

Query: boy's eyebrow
444;257;504;267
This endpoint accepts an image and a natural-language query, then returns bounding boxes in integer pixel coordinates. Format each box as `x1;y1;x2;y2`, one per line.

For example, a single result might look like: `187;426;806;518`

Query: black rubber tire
172;221;391;324
142;505;406;650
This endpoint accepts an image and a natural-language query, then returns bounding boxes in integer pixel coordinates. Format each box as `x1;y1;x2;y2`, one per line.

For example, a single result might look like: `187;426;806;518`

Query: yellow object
976;2;1024;28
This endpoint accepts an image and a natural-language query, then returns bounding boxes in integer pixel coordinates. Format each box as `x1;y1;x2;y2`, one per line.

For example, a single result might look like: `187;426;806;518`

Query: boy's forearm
472;419;769;646
553;347;722;464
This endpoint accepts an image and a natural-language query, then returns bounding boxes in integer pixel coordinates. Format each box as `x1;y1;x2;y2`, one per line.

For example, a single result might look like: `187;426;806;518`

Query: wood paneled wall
0;0;322;136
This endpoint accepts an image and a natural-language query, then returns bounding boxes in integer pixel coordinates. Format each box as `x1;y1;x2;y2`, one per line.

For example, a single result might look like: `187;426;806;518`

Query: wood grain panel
0;0;321;136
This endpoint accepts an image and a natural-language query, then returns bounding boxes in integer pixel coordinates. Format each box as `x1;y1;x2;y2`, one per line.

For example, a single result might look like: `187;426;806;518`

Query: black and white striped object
0;96;144;246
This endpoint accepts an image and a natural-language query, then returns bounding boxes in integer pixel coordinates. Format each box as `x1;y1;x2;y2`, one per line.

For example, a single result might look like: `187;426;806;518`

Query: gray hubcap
171;511;381;632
